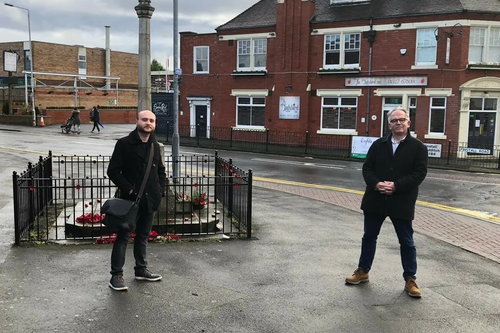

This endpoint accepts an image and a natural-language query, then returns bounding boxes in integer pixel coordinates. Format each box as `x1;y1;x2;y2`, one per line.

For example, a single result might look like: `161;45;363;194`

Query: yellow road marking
0;146;46;155
254;176;500;225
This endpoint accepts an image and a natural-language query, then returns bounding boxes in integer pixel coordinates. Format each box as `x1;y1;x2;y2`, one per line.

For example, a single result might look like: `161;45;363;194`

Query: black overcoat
360;132;428;220
107;129;166;212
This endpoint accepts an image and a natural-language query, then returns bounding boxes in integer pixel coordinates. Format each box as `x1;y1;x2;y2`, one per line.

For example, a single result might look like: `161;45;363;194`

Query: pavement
1;124;500;332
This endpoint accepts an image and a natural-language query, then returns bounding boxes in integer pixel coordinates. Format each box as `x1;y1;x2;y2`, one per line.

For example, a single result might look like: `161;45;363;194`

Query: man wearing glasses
345;107;428;298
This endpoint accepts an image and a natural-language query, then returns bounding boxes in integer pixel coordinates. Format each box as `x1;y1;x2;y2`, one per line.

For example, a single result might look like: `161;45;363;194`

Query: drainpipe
366;19;376;136
105;26;111;90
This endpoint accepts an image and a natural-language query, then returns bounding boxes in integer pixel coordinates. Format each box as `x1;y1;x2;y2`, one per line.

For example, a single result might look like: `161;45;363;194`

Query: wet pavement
1;124;500;332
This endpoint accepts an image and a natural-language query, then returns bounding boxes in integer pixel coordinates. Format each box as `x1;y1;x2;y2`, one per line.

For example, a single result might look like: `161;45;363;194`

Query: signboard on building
345;76;428;87
3;51;17;72
459;147;491;155
0;76;25;87
351;136;378;158
424;143;442;158
353;137;444;159
279;96;300;119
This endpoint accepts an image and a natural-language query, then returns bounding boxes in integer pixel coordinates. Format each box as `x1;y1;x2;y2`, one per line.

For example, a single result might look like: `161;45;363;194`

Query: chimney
105;26;111;90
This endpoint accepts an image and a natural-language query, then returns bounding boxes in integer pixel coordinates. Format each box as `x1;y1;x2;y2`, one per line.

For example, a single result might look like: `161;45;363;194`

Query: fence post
305;131;309;154
446;140;452;165
347;135;353;158
497;148;500;170
266;129;270;152
230;127;233;148
246;169;252;239
27;162;35;241
227;158;233;218
12;172;20;246
166;121;170;143
196;124;200;146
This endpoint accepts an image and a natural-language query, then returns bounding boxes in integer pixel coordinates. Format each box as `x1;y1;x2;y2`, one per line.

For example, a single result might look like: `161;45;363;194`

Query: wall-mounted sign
279;96;300;119
3;51;17;72
351;136;378;158
345;76;428;87
424;143;442;158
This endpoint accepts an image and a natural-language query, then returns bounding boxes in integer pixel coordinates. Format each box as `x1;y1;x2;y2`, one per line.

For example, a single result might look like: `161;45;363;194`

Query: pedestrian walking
90;106;101;133
71;108;81;134
345;107;428;298
106;110;166;291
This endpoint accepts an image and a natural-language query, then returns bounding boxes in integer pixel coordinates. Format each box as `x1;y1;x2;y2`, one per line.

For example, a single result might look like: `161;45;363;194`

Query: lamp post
4;3;36;127
172;0;180;180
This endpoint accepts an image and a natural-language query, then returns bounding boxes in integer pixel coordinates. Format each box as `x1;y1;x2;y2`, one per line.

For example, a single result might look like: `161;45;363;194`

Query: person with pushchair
71;108;81;134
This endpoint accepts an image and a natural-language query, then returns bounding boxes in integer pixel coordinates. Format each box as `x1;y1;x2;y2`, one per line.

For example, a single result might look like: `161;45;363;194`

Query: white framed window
469;27;500;65
236;96;266;127
321;97;357;130
237;38;267;71
429;97;446;134
78;55;86;70
78;47;87;77
193;46;209;73
324;33;361;68
416;29;437;66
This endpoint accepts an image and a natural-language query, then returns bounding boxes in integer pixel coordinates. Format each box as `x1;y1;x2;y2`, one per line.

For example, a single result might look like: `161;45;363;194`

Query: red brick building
180;0;500;152
0;27;139;124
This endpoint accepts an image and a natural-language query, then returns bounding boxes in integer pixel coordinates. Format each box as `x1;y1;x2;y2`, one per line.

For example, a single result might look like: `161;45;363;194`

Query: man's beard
137;125;154;133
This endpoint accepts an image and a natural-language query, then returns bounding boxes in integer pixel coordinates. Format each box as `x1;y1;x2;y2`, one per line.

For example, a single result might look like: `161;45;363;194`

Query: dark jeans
91;121;100;132
358;211;417;280
110;209;154;276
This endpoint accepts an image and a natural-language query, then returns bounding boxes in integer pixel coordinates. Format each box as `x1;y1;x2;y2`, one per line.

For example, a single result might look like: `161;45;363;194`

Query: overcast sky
0;0;260;69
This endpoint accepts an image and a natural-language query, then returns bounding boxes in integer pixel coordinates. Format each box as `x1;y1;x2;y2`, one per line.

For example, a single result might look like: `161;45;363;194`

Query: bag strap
135;142;155;202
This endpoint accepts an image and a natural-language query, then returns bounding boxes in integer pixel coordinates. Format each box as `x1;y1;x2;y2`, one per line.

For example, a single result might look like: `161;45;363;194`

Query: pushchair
61;117;74;134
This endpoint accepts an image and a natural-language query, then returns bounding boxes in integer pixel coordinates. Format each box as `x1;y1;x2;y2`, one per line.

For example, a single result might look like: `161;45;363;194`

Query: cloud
1;0;260;58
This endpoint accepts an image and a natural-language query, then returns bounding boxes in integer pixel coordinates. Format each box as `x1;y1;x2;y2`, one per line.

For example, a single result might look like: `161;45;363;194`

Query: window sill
317;129;358;135
193;72;210;75
232;126;267;131
411;65;438;70
467;64;500;70
232;70;267;77
318;68;361;75
424;134;447;140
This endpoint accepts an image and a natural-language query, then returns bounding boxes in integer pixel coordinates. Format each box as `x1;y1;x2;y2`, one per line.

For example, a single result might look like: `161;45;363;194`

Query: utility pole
135;0;155;114
172;0;180;180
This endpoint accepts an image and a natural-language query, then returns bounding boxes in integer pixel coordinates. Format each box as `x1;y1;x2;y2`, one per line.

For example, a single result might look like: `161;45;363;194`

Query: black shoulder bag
101;143;155;232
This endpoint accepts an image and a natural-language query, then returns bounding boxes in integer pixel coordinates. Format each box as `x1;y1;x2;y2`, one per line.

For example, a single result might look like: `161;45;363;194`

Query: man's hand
376;181;395;195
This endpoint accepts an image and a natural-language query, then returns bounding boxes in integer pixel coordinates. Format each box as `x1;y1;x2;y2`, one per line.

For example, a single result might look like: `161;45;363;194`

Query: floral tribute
95;231;181;244
76;199;105;224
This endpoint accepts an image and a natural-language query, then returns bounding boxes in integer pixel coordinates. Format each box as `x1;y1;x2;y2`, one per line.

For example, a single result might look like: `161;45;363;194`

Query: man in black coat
90;106;101;133
345;108;428;298
107;110;166;291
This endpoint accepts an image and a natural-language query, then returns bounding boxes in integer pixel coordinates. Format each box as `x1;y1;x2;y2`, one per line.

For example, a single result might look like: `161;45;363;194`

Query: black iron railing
156;126;500;172
12;152;252;244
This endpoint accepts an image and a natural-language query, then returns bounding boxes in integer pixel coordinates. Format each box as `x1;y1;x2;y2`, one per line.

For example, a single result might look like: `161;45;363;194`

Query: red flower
29;185;35;191
184;217;189;221
85;204;89;208
88;201;93;205
194;183;198;189
75;185;81;190
97;199;101;203
235;183;239;188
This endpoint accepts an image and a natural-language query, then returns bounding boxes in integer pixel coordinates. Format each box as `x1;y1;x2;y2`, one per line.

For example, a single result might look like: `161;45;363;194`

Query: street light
5;2;36;127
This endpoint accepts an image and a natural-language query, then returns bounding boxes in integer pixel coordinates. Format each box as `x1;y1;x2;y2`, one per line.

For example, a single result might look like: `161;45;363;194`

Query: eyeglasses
390;118;408;124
